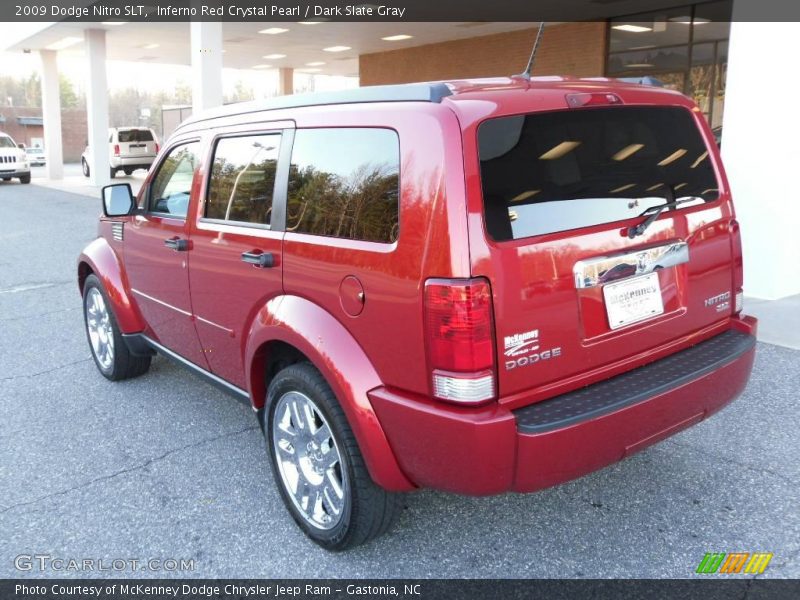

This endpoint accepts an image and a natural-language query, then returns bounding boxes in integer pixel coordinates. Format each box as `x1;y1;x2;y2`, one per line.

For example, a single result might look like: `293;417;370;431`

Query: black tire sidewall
265;365;355;549
82;275;120;379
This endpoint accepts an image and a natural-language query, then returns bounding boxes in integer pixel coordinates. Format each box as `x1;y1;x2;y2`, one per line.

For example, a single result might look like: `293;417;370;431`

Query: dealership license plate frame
603;272;665;330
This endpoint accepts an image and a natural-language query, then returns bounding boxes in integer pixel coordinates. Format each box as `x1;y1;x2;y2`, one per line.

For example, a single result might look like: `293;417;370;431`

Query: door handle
241;250;275;268
164;237;190;251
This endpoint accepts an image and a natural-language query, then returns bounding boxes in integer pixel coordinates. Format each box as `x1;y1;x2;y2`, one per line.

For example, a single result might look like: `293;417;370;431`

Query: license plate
603;272;664;330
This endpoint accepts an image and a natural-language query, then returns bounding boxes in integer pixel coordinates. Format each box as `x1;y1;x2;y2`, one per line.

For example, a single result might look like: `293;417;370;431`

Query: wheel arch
245;295;414;492
78;237;146;333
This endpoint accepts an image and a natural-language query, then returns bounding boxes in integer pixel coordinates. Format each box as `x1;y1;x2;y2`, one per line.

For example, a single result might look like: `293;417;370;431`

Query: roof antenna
519;22;546;79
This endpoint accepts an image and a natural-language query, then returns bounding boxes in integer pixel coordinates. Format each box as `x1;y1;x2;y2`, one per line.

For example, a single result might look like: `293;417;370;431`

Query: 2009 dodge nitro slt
78;76;756;550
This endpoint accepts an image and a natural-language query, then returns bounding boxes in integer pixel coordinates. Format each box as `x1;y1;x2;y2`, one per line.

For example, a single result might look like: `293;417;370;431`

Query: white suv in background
0;132;31;184
82;127;160;179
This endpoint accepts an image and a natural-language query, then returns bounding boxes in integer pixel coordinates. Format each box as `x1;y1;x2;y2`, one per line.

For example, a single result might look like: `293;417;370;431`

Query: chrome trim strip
573;241;689;289
195;314;234;335
134;334;250;403
130;288;192;317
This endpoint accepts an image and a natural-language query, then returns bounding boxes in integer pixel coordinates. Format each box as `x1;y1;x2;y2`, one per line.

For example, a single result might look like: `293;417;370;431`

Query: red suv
78;77;757;550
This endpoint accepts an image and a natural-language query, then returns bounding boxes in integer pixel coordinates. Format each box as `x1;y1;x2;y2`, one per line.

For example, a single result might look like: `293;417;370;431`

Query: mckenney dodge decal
504;329;562;370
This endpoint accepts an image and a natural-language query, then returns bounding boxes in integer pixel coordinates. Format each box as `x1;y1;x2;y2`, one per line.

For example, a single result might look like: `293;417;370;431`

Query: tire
2;177;10;182
264;363;402;551
82;274;151;381
19;173;31;184
123;168;133;176
110;168;116;179
81;159;90;177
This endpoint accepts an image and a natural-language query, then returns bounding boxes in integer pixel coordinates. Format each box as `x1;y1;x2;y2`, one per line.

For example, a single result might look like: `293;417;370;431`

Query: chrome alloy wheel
272;391;347;530
85;287;114;370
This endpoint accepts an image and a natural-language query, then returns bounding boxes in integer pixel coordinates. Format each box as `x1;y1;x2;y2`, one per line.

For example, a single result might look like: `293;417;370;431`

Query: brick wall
0;106;87;162
60;108;88;162
0;107;43;149
359;22;608;86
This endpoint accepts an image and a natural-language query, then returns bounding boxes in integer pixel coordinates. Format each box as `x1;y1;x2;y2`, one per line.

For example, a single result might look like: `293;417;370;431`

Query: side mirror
102;183;135;217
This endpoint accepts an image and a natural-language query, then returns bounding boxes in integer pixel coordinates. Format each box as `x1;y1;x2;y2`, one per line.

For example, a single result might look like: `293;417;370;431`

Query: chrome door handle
241;251;275;268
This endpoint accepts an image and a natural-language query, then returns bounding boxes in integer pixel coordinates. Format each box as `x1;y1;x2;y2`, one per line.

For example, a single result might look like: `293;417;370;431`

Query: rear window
286;128;400;244
478;106;719;241
118;129;155;143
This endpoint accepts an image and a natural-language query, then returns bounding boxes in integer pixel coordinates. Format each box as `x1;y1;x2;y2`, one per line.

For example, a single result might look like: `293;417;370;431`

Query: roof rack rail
178;82;453;130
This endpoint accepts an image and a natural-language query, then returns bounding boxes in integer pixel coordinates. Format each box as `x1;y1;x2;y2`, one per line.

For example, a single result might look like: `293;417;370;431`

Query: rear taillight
155;143;160;154
566;92;623;108
424;278;496;405
113;144;120;156
730;219;744;314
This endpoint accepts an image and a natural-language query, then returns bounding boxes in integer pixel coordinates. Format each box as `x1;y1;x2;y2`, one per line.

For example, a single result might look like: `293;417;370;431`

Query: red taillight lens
565;92;623;108
113;144;120;156
155;143;160;154
424;278;496;404
730;219;744;313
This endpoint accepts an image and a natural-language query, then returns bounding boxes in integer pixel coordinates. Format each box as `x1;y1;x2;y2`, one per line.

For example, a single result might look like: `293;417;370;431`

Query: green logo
696;552;773;574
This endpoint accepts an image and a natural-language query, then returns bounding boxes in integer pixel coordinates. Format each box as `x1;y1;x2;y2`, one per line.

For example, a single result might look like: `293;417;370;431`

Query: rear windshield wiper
627;189;700;238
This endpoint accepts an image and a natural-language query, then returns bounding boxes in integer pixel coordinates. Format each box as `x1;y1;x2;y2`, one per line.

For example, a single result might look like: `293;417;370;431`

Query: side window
205;133;281;226
286;128;399;243
148;142;200;218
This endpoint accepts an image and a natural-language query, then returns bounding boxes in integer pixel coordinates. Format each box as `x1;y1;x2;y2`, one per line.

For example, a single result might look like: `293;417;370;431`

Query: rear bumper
111;156;155;169
369;317;757;495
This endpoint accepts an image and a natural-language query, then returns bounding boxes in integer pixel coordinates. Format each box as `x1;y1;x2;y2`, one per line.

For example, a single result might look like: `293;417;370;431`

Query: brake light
113;144;120;156
730;219;744;314
566;92;623;108
424;278;496;404
155;143;160;154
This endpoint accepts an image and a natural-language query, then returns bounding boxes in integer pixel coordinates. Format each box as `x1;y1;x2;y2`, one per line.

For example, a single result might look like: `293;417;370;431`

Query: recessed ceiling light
102;21;127;26
263;53;286;59
298;20;324;25
381;34;413;41
306;61;326;66
252;64;272;69
259;27;289;35
45;36;83;51
612;144;645;161
610;183;637;193
510;190;540;202
612;24;653;33
323;45;351;52
658;148;688;166
625;63;656;68
539;141;581;160
141;43;160;50
669;16;710;24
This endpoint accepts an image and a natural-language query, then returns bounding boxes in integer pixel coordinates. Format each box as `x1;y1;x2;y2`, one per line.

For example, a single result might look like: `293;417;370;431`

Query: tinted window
286;128;399;243
118;129;155;142
478;106;719;241
205;134;280;225
149;142;200;218
0;136;15;148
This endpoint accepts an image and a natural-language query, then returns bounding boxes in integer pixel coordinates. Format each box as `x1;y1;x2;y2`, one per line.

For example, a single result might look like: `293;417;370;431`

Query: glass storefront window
607;1;732;131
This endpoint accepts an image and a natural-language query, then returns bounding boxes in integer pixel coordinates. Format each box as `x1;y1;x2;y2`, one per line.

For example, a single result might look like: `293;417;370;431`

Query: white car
0;132;31;184
81;127;160;179
25;146;46;167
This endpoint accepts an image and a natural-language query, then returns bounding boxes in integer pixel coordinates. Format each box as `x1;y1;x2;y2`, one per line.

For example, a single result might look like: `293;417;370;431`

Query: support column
85;29;110;187
278;67;294;96
722;8;800;299
39;50;63;180
190;22;223;113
